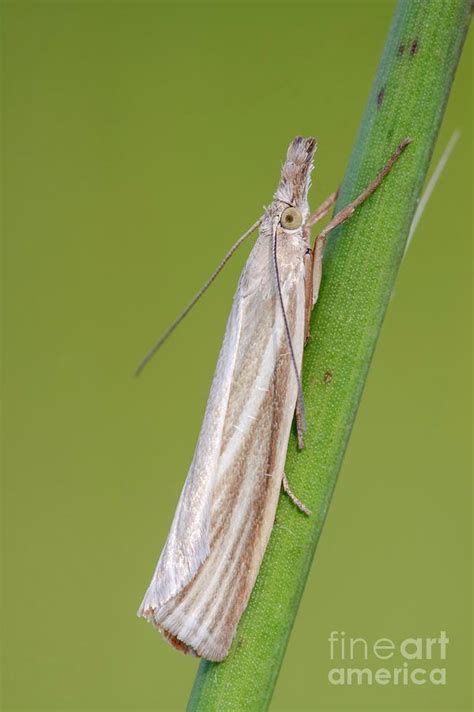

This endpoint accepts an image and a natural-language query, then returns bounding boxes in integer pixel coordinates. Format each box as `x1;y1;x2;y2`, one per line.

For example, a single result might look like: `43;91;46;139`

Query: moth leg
303;191;339;341
311;138;412;305
306;189;338;228
282;473;312;516
311;234;325;307
295;400;306;450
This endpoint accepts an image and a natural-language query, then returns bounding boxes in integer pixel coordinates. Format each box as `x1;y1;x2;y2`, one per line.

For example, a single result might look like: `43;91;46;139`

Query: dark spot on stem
410;38;419;56
397;44;405;56
387;128;394;141
376;87;385;107
323;371;333;384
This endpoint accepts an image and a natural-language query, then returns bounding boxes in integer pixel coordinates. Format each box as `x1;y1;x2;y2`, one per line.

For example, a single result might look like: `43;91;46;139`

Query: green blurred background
2;1;471;711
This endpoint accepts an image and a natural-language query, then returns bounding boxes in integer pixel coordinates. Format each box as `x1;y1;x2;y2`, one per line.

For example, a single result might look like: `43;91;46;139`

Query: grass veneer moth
137;136;411;661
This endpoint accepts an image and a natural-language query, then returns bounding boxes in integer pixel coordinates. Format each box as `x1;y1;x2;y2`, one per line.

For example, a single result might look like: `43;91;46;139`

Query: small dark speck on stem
397;43;405;56
410;38;420;55
376;87;385;107
323;371;333;384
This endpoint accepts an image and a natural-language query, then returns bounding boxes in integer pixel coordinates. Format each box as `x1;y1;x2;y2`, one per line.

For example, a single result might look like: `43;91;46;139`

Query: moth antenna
135;217;263;375
405;129;460;255
272;225;307;434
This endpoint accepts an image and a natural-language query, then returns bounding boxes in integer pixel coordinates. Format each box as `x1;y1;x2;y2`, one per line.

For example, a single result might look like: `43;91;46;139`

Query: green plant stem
187;1;471;709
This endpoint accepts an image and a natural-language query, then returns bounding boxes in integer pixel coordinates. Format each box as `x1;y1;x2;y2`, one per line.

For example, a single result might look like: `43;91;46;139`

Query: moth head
274;136;317;215
280;206;303;231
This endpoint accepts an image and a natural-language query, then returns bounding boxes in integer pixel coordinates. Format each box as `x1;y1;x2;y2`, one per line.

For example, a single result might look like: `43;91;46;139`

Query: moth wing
139;228;307;660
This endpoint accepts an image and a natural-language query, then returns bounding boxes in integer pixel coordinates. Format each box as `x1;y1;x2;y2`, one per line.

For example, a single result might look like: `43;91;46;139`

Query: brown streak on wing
162;629;198;657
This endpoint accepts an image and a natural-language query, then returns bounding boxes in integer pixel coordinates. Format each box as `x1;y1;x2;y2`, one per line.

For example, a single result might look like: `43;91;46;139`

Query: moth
137;136;410;661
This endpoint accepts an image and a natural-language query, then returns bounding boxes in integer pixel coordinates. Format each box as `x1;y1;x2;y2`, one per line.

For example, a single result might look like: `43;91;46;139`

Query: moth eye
280;207;302;230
